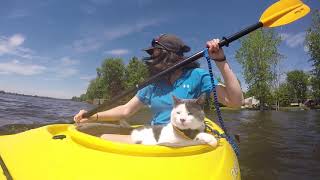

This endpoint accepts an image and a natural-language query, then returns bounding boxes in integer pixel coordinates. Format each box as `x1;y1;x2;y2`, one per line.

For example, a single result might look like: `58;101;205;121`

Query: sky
0;0;319;99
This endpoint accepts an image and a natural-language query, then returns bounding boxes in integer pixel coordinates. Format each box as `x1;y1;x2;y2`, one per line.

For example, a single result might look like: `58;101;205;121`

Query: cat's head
170;94;206;130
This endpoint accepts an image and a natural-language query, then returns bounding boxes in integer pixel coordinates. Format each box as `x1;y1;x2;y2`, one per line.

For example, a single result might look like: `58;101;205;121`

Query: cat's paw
195;133;218;147
131;129;157;145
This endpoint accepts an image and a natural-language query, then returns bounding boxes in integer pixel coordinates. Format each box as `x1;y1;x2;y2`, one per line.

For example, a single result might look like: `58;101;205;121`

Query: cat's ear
196;93;206;105
172;95;182;105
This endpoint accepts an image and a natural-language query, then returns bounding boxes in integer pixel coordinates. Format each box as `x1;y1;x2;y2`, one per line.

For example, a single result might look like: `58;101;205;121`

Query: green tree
125;57;149;89
310;76;320;101
80;57;148;102
274;83;291;106
86;78;104;101
99;58;126;100
85;79;96;101
305;10;320;101
79;94;87;101
235;29;282;110
286;70;309;103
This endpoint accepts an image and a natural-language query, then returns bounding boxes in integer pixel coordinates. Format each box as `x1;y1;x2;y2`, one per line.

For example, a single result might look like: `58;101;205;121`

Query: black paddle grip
219;22;263;48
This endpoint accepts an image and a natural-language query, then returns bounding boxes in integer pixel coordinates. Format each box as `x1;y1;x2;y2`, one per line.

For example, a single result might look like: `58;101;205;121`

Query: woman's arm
74;96;145;123
215;61;243;107
206;39;244;108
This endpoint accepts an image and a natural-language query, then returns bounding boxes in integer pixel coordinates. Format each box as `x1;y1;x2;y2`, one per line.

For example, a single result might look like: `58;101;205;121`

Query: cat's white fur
131;96;217;147
131;123;187;145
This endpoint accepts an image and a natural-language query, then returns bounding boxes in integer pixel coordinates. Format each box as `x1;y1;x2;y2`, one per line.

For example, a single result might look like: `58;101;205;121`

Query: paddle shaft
82;22;263;118
0;155;13;180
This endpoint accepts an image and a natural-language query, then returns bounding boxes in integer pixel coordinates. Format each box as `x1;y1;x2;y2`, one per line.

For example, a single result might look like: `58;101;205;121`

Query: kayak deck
0;119;240;180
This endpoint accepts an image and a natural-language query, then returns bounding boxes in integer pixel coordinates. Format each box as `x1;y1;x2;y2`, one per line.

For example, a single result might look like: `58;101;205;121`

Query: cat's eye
177;112;181;114
188;112;193;116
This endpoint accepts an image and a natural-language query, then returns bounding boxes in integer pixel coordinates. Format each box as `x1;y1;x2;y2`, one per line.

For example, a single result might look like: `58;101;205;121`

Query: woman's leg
100;134;134;144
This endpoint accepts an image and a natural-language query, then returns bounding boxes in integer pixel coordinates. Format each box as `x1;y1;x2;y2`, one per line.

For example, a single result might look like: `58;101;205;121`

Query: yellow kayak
0;118;240;180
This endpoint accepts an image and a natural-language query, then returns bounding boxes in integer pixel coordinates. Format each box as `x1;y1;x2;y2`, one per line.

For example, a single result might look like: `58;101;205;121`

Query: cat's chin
173;122;197;130
171;122;186;129
176;124;188;130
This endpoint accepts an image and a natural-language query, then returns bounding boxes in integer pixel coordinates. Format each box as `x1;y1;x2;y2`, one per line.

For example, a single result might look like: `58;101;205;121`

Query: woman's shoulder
186;68;209;77
138;83;156;93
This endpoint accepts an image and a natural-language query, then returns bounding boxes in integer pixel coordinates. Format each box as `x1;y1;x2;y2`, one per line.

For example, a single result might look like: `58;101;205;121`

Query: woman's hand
206;39;226;61
74;110;93;123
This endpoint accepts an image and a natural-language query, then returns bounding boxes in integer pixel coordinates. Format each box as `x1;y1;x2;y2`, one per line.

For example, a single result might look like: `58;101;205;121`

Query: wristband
214;55;226;62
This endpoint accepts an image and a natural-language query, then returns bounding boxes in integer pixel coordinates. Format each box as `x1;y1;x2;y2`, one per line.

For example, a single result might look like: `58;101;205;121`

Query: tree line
72;57;149;104
235;10;320;109
73;10;320;110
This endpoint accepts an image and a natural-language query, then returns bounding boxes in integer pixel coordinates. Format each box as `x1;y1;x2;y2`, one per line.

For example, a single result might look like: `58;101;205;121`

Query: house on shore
93;98;106;105
243;96;260;108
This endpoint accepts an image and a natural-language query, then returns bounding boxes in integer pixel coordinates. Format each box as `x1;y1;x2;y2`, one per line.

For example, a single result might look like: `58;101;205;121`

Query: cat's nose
180;119;186;123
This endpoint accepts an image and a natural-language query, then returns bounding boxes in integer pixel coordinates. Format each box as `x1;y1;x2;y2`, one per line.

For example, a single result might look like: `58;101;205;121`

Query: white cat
131;95;218;147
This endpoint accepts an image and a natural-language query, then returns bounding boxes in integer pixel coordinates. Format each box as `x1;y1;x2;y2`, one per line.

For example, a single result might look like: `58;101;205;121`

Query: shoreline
0;91;70;100
220;106;320;111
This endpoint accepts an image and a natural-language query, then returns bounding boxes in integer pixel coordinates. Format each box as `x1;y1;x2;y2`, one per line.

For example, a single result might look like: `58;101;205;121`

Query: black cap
144;34;191;56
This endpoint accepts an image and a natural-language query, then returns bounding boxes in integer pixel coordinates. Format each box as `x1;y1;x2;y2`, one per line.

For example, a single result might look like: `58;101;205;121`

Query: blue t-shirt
136;68;218;125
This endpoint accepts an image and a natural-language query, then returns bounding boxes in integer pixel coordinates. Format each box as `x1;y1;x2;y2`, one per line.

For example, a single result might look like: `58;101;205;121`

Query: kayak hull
0;119;240;180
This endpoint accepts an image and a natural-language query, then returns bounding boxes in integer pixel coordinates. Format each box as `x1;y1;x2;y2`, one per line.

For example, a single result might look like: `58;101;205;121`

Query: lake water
0;93;319;180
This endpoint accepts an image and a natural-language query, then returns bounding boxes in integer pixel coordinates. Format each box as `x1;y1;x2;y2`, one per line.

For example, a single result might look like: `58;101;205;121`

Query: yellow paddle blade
260;0;310;27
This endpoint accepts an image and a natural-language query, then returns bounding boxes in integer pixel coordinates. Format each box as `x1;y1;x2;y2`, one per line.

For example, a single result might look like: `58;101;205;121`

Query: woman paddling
74;34;243;136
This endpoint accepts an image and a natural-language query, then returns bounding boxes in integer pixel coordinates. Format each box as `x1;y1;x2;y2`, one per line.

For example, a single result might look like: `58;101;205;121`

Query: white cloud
104;49;129;56
80;75;96;81
280;32;305;48
0;60;46;75
0;34;25;54
104;19;161;40
0;34;34;59
55;68;78;78
72;37;103;53
9;34;25;46
80;0;113;15
7;9;30;19
45;56;79;80
61;57;79;66
72;18;163;53
49;57;80;78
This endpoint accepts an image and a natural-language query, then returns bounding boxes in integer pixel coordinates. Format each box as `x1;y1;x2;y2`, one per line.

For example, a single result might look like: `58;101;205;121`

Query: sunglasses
151;39;172;52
